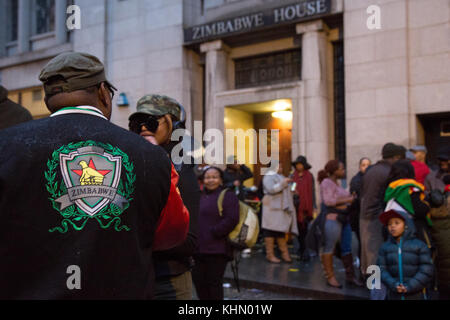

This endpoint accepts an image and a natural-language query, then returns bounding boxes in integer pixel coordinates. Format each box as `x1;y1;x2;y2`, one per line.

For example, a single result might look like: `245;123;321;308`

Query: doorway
224;99;293;188
418;112;450;167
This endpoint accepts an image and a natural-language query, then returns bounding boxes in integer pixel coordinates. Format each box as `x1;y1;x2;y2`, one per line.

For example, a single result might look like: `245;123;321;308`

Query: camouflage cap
39;52;117;96
130;94;182;121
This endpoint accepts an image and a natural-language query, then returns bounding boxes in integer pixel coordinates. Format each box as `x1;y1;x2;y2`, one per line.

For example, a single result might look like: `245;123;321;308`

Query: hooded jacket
377;211;434;299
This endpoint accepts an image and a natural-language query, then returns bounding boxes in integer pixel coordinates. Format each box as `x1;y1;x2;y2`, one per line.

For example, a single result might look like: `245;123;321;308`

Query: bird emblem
72;159;112;186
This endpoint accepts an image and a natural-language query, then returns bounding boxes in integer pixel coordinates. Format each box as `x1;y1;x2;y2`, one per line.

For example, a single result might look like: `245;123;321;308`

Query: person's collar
50;105;108;120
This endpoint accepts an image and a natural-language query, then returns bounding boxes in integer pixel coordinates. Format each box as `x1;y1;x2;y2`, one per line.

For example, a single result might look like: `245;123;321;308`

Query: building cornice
0;42;73;69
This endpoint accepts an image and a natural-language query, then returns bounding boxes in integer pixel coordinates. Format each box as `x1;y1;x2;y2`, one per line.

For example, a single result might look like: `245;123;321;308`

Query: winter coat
153;160;201;278
425;170;446;194
0;86;33;130
430;193;450;292
261;171;299;235
360;161;392;272
377;211;434;300
196;187;240;259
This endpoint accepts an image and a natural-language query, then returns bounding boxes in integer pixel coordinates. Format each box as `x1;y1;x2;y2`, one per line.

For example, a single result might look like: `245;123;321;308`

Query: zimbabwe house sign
184;0;331;44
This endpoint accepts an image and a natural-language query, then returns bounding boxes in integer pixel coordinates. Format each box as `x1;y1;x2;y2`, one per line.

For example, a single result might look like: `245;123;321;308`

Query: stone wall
344;0;449;180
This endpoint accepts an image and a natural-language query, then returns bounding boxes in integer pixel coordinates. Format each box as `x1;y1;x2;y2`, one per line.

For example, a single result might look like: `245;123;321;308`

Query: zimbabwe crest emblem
45;141;136;233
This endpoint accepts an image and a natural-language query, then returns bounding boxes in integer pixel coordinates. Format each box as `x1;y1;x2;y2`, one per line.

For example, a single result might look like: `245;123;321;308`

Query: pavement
223;244;371;300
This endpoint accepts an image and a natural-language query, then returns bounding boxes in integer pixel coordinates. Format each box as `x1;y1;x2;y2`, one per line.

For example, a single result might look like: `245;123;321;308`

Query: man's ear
98;82;112;118
164;114;173;133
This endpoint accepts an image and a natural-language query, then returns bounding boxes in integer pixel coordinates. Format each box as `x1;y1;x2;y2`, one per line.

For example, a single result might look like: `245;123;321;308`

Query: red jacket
153;164;190;251
411;160;430;185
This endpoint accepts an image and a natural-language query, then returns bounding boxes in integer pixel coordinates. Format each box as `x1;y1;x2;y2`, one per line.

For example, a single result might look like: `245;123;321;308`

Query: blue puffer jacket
376;210;434;299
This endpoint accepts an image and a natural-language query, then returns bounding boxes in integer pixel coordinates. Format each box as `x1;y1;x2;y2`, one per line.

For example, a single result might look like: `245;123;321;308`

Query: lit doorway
224;99;293;188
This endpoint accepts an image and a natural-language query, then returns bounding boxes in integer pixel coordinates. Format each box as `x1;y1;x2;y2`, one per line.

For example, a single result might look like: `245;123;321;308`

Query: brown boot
321;253;342;288
264;237;281;263
276;237;292;263
342;254;364;287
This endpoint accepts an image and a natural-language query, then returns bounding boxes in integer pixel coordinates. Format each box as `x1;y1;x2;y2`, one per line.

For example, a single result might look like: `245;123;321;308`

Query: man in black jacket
0;85;33;130
0;52;189;299
129;94;200;300
360;143;405;277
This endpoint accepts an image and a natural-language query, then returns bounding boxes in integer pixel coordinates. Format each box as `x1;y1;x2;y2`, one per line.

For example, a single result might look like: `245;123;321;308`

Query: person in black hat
0;52;189;299
0;85;33;130
359;142;406;276
290;156;316;261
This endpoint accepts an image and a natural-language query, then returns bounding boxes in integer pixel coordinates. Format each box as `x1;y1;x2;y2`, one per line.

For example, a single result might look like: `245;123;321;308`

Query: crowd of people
0;51;449;301
257;142;449;300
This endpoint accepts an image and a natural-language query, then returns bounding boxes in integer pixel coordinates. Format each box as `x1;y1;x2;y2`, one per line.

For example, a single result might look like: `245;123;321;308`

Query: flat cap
130;94;183;121
39;52;116;96
410;145;427;153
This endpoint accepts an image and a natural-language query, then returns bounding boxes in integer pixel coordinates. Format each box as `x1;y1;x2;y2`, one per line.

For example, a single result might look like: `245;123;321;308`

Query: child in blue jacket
377;209;434;300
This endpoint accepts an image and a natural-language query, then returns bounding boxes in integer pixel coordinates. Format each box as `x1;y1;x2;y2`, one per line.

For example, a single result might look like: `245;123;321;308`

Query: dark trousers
192;254;229;300
297;216;313;256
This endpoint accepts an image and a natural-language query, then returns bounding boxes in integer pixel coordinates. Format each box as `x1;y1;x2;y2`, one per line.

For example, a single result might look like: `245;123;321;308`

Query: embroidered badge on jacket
45;141;136;233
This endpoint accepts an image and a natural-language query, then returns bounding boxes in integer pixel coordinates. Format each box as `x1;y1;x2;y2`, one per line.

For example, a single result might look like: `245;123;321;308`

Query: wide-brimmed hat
292;156;312;170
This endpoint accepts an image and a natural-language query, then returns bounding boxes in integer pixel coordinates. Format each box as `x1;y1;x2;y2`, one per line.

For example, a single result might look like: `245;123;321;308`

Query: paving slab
224;249;370;300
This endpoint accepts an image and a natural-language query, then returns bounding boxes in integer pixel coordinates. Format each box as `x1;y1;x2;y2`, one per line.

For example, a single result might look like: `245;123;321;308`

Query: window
235;50;302;89
8;87;49;119
32;0;56;35
6;0;18;42
204;0;224;10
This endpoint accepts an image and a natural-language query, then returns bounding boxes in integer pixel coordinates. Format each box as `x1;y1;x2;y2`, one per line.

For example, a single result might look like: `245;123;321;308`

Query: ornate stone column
296;19;331;175
200;40;230;133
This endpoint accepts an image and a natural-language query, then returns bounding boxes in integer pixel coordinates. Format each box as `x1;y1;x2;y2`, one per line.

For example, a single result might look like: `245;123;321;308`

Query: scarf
385;179;432;225
293;170;314;224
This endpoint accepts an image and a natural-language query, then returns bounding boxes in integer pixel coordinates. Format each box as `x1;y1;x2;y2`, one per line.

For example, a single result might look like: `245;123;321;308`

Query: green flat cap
39;52;116;96
130;94;182;121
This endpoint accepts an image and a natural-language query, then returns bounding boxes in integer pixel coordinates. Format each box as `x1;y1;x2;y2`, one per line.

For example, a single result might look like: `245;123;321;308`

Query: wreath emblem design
45;141;136;233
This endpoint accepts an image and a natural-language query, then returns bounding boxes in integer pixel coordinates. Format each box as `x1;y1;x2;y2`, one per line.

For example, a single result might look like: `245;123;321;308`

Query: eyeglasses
129;115;164;134
98;83;115;100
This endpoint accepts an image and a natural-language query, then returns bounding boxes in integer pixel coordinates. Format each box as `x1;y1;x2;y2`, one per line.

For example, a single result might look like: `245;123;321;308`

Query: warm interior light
272;110;293;121
273;100;292;111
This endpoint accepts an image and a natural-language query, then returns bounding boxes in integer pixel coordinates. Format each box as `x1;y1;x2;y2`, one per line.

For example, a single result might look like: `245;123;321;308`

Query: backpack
217;189;260;249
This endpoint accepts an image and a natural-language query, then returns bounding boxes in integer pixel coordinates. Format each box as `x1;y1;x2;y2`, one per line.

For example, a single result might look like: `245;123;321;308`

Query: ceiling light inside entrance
272;110;293;121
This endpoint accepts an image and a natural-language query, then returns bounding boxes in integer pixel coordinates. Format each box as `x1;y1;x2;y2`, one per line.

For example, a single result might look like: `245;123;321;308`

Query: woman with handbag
318;160;363;288
261;163;299;263
192;166;240;300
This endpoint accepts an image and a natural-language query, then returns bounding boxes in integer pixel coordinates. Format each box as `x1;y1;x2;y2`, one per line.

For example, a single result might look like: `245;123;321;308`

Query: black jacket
0;113;172;299
361;161;392;220
223;165;253;201
0;86;33;130
153;159;200;278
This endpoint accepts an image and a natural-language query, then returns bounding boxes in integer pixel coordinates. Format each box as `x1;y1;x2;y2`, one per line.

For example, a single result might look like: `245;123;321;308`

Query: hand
284;178;293;185
233;180;241;187
347;195;356;204
396;284;407;293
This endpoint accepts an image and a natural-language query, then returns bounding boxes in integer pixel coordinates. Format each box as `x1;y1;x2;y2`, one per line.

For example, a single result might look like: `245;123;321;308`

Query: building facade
0;0;449;184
